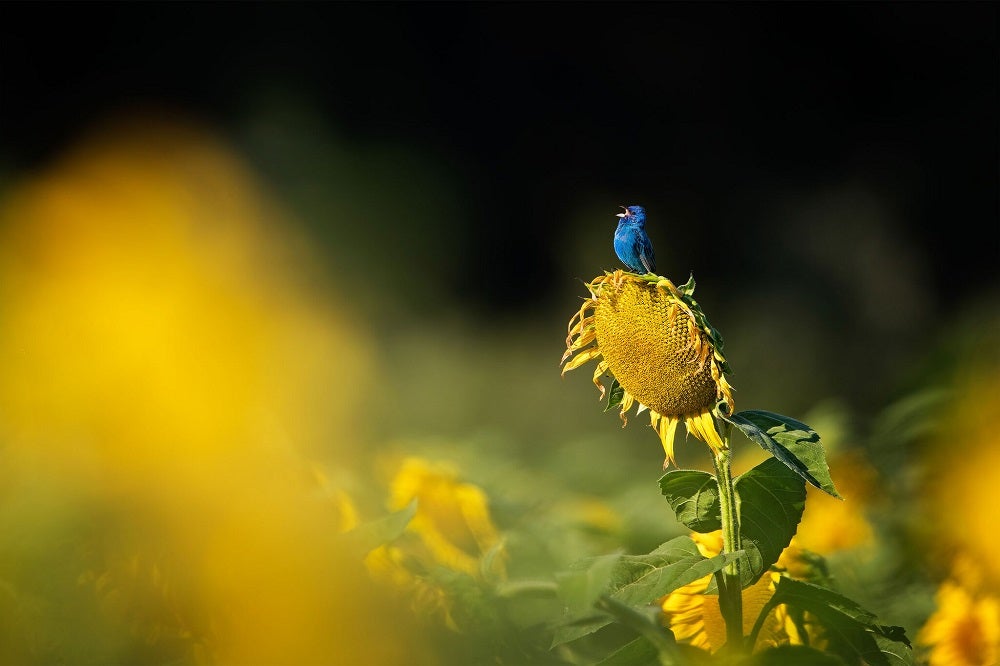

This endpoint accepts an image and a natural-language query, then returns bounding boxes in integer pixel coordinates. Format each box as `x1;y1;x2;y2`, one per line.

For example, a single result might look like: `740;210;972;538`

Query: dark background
2;2;997;420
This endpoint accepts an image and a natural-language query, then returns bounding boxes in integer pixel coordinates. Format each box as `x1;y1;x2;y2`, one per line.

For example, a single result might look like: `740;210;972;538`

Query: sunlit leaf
734;457;806;585
658;470;721;532
727;410;841;498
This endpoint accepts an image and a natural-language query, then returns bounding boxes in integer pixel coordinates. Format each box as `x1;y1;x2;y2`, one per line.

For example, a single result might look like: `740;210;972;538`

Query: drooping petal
560;347;603;374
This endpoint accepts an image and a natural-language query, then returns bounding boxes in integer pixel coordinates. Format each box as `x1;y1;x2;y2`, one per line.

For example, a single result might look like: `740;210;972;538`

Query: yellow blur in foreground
916;344;1000;666
0;119;419;664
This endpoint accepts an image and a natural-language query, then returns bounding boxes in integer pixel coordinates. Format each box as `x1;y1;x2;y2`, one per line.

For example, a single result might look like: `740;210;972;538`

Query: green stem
712;432;745;655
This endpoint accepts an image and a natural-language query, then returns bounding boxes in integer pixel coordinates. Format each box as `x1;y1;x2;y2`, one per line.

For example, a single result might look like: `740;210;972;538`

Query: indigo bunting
614;205;656;273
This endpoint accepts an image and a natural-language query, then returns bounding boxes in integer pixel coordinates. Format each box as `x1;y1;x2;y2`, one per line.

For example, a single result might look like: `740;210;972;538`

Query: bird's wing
639;240;656;273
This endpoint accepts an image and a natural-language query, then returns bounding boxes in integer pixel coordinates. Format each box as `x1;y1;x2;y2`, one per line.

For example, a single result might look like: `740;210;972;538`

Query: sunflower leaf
745;645;847;665
555;551;623;615
551;536;740;646
658;470;721;532
596;637;717;666
594;637;659;666
593;596;680;663
727;410;842;499
734;457;806;585
749;577;912;665
678;272;696;296
608;537;740;607
605;377;625;412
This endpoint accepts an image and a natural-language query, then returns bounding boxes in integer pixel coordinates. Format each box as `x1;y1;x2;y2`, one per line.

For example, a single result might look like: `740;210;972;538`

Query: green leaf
872;633;915;666
727;410;841;499
594;636;659;666
658;470;721;532
552;536;740;646
678;272;696;296
608;537;741;607
748;645;847;665
605;377;625;412
595;627;719;666
661;460;805;591
734;457;807;585
750;577;912;666
343;499;417;553
594;596;681;664
550;614;613;649
555;551;623;614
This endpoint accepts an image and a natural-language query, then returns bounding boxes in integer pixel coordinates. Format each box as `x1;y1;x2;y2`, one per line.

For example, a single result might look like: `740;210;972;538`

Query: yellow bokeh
794;448;877;556
0;118;424;664
918;558;1000;666
919;356;1000;592
914;338;1000;666
385;456;504;577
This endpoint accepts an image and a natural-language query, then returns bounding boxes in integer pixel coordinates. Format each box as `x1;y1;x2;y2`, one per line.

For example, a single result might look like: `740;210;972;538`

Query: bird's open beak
616;206;627;218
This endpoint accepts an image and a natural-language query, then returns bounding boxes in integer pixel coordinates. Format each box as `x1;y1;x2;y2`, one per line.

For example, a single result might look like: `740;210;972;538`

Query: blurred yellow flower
0;117;426;665
794;448;877;556
364;456;505;631
562;271;734;468
919;340;1000;591
385;456;505;578
918;557;1000;666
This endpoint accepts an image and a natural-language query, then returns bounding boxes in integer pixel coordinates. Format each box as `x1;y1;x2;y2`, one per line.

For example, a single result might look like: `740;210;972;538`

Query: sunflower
917;556;1000;666
562;270;734;467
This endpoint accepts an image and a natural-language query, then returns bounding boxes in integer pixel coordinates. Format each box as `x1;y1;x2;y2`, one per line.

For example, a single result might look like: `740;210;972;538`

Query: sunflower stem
712;438;745;656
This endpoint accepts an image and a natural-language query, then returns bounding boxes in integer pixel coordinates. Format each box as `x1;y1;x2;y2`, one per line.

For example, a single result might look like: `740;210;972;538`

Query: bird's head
615;205;646;224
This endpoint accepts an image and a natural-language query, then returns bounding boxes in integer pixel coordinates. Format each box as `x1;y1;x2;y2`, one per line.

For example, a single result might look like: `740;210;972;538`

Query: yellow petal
561;347;602;374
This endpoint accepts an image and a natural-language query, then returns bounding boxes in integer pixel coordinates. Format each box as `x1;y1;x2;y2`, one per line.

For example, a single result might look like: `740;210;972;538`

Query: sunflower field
0;4;997;666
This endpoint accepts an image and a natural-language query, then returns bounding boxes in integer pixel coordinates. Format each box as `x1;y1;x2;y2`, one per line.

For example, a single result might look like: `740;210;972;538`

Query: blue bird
613;205;656;274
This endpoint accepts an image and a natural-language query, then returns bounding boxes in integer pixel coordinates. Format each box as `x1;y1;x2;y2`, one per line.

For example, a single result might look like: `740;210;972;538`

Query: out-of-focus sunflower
918;326;1000;591
385;456;505;578
562;271;734;467
918;556;999;666
365;456;506;629
911;336;1000;666
793;448;878;556
0;116;427;665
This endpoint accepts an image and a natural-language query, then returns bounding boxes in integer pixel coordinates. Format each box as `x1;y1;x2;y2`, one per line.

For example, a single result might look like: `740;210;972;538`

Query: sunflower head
562;270;734;467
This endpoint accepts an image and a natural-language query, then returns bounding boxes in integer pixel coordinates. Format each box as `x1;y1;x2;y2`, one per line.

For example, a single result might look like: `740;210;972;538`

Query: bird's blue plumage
613;205;656;273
